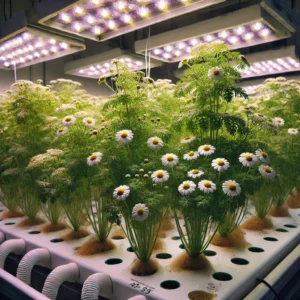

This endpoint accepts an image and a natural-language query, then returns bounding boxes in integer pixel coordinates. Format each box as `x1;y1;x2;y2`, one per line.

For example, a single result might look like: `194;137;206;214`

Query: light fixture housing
0;13;85;70
64;49;162;79
37;0;225;41
240;46;300;79
135;4;293;63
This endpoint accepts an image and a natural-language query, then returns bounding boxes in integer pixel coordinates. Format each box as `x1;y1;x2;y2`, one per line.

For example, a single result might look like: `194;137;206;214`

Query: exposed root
158;230;166;238
17;217;44;227
61;228;90;240
0;210;24;219
153;238;165;251
211;227;248;248
241;216;273;231
110;226;126;239
161;212;175;231
170;252;212;272
130;258;159;276
41;223;67;233
269;205;290;217
287;191;300;209
188;290;216;300
77;238;115;256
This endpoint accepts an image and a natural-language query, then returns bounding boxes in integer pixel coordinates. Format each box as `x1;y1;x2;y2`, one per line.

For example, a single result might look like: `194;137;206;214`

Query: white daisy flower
178;181;196;195
62;115;76;126
87;152;102;166
288;128;299;135
212;158;230;172
90;130;98;135
239;152;258;167
56;127;68;137
180;136;195;144
113;185;130;201
208;67;223;80
198;145;216;156
147;136;164;150
272;117;284;127
116;130;134;144
259;165;276;179
198;180;216;194
151;170;169;183
55;103;76;112
255;149;270;164
222;180;241;197
132;203;149;221
188;169;204;178
253;113;267;121
183;151;199;161
83;117;96;127
161;153;179;167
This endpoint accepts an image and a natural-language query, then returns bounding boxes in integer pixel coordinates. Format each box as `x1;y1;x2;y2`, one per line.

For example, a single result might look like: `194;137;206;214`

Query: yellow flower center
228;183;236;191
65;117;71;122
213;70;220;76
167;155;174;162
156;171;164;178
48;124;52;127
277;120;281;123
90;154;97;161
245;155;253;161
152;138;159;145
258;114;264;117
203;145;210;151
184;136;190;140
264;166;271;173
121;132;128;138
183;183;190;190
204;181;211;188
217;160;225;166
87;119;92;124
261;152;267;158
192;170;199;174
188;151;195;156
58;128;64;133
117;188;124;195
137;208;144;216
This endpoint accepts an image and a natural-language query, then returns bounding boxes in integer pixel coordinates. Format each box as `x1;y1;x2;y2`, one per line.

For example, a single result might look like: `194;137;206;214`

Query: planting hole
213;272;232;281
105;258;123;265
264;237;278;242
127;247;135;252
160;280;180;290
179;244;185;249
284;224;297;228
276;228;288;232
204;250;217;257
248;246;264;253
156;253;172;259
29;231;40;234
172;236;180;240
111;235;125;240
5;222;15;225
50;238;64;243
231;258;249;265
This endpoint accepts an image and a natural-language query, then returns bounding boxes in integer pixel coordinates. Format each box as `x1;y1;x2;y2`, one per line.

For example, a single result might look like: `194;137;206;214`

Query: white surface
0;204;299;300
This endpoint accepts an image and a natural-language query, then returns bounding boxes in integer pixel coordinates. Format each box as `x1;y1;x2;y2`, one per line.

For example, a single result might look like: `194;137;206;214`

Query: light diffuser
64;49;162;79
37;0;225;41
0;26;85;70
135;5;292;63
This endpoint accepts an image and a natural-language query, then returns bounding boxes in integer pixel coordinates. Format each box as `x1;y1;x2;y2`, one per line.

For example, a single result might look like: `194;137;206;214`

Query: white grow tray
0;203;299;300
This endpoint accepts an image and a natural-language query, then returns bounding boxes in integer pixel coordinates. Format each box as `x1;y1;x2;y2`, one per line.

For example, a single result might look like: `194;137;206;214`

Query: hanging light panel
64;49;162;79
135;5;293;63
38;0;225;41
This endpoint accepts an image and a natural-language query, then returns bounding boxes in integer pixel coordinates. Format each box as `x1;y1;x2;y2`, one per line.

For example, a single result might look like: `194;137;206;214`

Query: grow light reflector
0;27;85;70
38;0;225;41
135;5;291;63
64;49;162;79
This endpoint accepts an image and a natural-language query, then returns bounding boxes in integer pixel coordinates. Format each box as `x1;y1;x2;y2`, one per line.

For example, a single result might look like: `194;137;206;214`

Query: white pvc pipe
17;248;51;285
0;239;25;269
0;231;5;244
42;262;79;300
81;273;113;300
0;269;49;300
128;296;147;300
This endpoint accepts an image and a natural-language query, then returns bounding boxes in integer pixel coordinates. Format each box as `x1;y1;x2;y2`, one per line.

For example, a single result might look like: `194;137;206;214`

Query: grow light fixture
64;49;162;79
37;0;225;41
240;46;300;79
135;4;292;63
0;26;85;70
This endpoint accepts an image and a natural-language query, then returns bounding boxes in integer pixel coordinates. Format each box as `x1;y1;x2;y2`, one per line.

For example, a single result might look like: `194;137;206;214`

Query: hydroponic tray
0;203;299;300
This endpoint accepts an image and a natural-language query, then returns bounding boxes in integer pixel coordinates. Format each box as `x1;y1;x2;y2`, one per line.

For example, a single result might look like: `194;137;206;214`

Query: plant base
161;213;175;231
0;210;24;219
41;223;67;233
77;238;115;256
110;226;126;239
269;205;290;217
170;252;212;272
153;238;165;251
61;228;90;240
241;216;273;231
130;258;159;276
287;191;300;209
211;227;248;248
188;290;216;300
17;217;45;227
